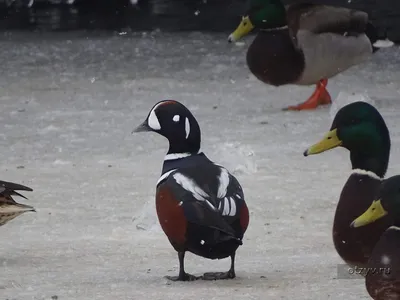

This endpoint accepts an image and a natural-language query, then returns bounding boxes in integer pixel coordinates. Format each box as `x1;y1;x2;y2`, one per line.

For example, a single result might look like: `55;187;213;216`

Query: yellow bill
351;200;388;228
303;129;342;156
228;16;254;43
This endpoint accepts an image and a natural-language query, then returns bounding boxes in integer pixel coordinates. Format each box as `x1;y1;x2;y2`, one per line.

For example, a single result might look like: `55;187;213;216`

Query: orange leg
284;79;332;111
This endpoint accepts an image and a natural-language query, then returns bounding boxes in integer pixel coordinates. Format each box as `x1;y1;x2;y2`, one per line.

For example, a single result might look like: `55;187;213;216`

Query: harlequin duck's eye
146;100;179;131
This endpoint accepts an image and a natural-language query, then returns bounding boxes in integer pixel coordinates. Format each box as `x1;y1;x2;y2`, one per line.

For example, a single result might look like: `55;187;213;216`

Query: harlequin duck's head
133;100;201;155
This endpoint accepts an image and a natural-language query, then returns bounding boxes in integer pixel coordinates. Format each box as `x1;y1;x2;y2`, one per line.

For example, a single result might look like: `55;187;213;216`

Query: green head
351;175;400;228
228;0;287;42
304;102;391;177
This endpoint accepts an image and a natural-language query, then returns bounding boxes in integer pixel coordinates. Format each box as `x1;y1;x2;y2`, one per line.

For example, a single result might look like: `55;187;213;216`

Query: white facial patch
173;115;180;122
185;117;190;139
217;167;230;198
148;108;161;130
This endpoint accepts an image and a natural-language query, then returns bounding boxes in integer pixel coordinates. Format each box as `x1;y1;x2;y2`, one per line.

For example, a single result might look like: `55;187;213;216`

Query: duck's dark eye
346;118;359;126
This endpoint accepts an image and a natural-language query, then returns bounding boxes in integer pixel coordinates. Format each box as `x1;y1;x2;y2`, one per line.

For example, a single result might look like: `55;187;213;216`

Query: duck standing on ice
134;100;250;281
228;0;393;110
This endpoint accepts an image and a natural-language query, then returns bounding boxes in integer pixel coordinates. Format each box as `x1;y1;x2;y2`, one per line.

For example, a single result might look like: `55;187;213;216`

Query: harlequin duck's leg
165;251;202;281
202;252;236;280
284;79;332;111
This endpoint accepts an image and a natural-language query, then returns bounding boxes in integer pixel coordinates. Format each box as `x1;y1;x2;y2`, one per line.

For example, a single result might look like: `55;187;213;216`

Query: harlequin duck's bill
132;121;152;133
228;16;254;43
303;128;342;156
351;200;388;228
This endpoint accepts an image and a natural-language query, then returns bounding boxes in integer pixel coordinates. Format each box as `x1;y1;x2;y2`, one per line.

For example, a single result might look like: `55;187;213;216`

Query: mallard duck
0;180;35;226
352;175;400;299
228;0;393;111
133;100;249;281
303;101;392;269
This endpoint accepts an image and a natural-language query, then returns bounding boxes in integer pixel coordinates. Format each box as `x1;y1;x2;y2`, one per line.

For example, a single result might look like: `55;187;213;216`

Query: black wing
164;170;237;238
165;164;245;227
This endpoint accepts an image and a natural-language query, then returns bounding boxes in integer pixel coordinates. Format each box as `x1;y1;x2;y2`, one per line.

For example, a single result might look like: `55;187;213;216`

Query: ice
213;142;258;175
0;31;399;299
329;91;376;120
374;39;395;48
132;196;160;232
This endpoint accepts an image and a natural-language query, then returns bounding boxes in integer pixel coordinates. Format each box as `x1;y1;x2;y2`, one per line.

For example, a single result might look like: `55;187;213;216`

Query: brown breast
155;184;188;251
246;29;305;87
333;173;391;268
365;227;400;300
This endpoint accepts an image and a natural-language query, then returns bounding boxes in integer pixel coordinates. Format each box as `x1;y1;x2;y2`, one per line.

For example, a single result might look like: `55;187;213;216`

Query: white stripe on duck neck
388;226;400;231
260;25;288;32
164;150;203;161
351;168;383;181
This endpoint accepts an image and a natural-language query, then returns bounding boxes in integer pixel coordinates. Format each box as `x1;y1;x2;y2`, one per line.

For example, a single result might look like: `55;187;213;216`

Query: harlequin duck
133;100;250;281
0;180;35;226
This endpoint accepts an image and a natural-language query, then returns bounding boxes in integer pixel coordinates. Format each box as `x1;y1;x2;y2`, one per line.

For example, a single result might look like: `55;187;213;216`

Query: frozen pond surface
0;31;400;299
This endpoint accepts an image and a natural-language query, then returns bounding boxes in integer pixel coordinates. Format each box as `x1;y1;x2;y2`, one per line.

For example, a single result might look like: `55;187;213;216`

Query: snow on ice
0;31;399;299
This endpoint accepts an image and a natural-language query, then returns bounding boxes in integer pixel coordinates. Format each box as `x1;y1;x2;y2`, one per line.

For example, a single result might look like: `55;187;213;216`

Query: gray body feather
296;30;372;85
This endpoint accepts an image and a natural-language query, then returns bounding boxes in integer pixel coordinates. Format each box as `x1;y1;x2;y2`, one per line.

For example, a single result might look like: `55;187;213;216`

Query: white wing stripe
157;169;177;185
205;200;216;210
229;197;236;216
223;197;230;215
217;168;230;198
172;173;218;211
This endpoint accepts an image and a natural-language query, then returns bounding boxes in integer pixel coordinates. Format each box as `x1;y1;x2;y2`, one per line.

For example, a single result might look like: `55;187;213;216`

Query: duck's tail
214;230;243;246
0;202;35;226
365;22;394;53
198;229;242;259
0;180;35;226
0;202;35;214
